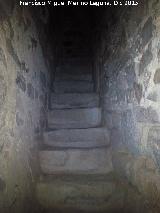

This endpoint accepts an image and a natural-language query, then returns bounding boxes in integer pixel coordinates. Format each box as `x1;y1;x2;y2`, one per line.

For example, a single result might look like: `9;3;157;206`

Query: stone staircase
39;60;112;173
36;60;145;212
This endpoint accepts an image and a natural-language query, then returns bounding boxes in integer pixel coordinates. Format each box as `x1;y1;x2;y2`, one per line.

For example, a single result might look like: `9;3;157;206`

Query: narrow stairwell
40;59;112;175
36;59;146;213
35;11;146;212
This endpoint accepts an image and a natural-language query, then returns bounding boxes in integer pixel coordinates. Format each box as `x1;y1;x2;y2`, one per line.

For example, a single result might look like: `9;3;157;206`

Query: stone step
39;148;113;175
55;72;92;81
36;174;122;212
53;81;94;93
63;48;90;54
63;53;90;59
51;93;99;109
36;174;145;212
56;63;92;74
48;108;101;129
60;58;92;66
43;128;110;148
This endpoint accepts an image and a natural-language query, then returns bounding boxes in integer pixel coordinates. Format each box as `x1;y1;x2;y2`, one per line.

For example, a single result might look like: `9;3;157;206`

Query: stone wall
0;2;51;213
95;1;160;211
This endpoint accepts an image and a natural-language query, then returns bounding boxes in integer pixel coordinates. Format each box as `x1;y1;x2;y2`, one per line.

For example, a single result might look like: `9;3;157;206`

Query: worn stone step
61;58;92;66
51;93;99;109
48;108;102;129
39;148;113;175
56;63;92;75
54;81;94;93
36;174;120;212
63;54;90;60
64;48;90;55
43;128;110;148
55;72;92;81
36;173;145;212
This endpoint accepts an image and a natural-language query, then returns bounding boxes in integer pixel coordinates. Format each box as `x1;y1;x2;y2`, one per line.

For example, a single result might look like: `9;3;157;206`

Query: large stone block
56;63;92;73
39;148;113;174
55;73;93;81
125;155;160;211
36;174;146;212
147;91;158;102
112;149;134;176
36;175;119;212
51;93;99;109
43;127;110;148
135;107;159;123
48;107;102;129
54;81;94;93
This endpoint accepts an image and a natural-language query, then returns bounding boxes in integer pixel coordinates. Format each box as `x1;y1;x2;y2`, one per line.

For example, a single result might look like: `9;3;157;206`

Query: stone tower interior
0;1;160;213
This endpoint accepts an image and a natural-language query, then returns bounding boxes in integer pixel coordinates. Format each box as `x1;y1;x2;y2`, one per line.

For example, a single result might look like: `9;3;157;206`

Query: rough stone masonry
93;1;160;212
1;1;160;213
